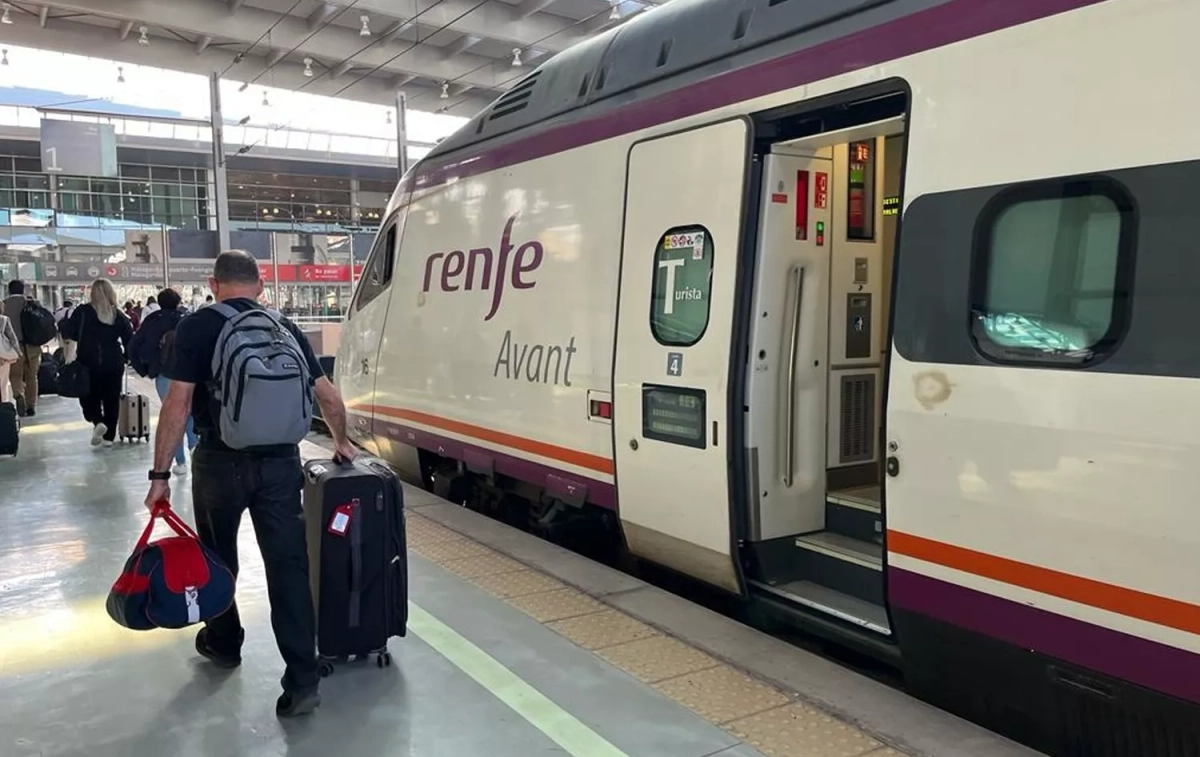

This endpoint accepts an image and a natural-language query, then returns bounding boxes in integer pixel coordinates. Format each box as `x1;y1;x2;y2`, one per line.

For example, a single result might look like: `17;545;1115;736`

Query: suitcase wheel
317;659;335;678
377;652;392;668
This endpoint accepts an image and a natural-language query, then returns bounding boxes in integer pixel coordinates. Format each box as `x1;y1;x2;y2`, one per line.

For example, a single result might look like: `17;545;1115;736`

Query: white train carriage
337;0;1200;753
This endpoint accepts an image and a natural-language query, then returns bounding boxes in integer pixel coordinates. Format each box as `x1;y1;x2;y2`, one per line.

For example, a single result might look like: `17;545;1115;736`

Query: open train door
613;119;750;594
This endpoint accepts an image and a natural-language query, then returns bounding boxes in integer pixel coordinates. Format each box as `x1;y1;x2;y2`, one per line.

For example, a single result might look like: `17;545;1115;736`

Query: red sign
105;265;118;278
353;265;364;277
300;265;351;283
258;263;275;282
814;172;829;209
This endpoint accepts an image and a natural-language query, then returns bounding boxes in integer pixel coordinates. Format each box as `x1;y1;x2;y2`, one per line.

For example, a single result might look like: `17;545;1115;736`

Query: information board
39;119;118;177
642;384;706;449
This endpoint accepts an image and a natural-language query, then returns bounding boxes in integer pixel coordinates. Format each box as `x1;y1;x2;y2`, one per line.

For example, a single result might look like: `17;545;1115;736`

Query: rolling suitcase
37;350;59;396
0;401;18;456
118;375;151;443
303;456;407;676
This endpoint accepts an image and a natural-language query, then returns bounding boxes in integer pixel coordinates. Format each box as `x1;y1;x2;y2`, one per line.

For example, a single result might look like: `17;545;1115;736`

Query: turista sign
420;212;577;388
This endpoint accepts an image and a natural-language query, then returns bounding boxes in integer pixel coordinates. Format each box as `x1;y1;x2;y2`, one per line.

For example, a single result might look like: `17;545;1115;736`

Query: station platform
0;382;1043;757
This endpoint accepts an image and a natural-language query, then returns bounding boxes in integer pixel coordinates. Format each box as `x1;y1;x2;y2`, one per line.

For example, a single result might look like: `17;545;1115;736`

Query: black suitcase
37;352;59;395
302;456;407;676
0;401;18;456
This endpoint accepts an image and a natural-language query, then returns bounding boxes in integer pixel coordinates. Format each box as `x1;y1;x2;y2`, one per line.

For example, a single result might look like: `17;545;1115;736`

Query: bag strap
348;502;363;629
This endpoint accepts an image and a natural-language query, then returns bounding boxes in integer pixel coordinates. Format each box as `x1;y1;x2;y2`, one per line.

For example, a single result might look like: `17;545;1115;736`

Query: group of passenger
4;250;357;717
2;278;207;456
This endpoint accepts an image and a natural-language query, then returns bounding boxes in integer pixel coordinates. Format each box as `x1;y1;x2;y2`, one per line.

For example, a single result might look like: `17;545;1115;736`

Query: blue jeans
154;375;197;465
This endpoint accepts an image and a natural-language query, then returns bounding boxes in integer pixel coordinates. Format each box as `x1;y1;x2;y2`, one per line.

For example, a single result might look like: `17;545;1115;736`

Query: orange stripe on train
349;403;615;476
889;530;1200;636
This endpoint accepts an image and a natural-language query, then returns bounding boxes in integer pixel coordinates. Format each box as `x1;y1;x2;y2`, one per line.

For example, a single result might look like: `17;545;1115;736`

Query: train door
612;119;751;594
740;109;906;644
744;153;832;541
338;208;403;453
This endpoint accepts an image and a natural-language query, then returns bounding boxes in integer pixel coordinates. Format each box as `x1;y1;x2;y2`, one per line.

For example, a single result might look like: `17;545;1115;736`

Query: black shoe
195;627;242;669
276;689;321;718
25;407;34;417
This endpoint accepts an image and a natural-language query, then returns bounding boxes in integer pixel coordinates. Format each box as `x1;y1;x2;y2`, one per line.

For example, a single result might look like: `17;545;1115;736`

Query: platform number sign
651;226;714;347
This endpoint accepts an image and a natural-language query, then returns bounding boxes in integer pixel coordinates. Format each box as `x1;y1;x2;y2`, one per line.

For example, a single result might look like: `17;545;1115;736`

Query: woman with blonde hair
61;279;133;446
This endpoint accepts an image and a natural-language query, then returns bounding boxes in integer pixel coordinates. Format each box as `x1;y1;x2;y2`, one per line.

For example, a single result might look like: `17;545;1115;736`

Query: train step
825;485;882;544
793;530;883;606
751;578;891;636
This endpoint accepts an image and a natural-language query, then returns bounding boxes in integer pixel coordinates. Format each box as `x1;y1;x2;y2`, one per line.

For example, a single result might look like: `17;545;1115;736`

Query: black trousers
192;447;319;694
79;368;123;442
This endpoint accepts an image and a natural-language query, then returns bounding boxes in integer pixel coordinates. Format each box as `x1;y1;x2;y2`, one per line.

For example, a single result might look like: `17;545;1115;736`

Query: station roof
1;0;669;118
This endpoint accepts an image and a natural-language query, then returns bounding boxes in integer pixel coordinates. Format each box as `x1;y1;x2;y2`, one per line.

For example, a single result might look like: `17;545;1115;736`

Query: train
334;0;1200;754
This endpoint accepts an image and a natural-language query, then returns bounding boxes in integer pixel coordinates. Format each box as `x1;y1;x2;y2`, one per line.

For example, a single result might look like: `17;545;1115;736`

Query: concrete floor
0;393;766;757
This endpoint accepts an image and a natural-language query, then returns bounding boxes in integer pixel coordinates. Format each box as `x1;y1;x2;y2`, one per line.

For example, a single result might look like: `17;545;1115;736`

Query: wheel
376;655;384;668
317;660;335;678
379;652;391;667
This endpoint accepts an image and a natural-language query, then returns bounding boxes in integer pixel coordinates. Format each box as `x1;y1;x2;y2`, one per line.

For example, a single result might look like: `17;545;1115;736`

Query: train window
650;225;714;346
971;179;1136;365
353;220;398;313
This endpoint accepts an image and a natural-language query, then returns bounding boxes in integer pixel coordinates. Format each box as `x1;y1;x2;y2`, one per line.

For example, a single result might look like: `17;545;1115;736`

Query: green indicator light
816;221;825;232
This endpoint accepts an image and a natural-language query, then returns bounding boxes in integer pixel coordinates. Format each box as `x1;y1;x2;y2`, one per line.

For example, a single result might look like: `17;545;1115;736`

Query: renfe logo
421;213;544;320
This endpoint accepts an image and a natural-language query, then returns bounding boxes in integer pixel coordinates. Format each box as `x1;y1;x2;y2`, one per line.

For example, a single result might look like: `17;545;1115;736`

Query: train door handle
886;456;900;477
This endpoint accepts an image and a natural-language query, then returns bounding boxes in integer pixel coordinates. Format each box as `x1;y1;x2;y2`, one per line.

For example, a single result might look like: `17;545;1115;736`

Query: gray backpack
208;303;313;449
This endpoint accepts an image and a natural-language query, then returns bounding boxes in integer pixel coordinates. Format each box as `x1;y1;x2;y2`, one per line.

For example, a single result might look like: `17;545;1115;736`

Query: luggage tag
328;499;359;538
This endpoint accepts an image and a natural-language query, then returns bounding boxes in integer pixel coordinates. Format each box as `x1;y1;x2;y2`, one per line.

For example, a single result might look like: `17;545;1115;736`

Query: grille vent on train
839;374;875;464
487;71;542;122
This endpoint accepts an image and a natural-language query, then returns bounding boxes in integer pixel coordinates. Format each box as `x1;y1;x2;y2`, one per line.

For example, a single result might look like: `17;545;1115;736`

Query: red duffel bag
107;501;235;631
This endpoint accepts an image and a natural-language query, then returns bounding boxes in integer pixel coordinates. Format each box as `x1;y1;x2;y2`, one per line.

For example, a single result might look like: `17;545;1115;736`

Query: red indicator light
795;170;809;241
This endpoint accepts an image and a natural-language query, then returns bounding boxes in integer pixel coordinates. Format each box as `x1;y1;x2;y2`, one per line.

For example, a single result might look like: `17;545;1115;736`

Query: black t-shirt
162;298;324;455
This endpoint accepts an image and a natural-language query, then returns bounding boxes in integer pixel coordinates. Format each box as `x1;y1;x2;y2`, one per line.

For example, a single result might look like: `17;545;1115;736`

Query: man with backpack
1;280;56;417
144;250;355;719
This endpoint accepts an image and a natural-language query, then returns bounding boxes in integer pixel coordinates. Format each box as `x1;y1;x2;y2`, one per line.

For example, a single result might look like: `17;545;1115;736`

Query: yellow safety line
409;602;632;757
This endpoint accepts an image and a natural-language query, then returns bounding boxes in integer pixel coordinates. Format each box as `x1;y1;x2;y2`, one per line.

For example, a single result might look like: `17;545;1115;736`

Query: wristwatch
148;469;171;481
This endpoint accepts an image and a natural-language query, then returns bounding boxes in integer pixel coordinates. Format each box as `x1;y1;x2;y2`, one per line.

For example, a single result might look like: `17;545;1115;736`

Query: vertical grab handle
782;265;805;488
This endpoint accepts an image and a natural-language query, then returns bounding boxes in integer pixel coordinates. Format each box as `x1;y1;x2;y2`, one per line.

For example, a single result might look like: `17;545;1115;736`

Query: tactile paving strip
437;552;526;579
546;608;659;650
597;635;720;684
506;589;607;623
469;569;567;598
654;664;792;725
727;702;883;757
412;538;495;564
401;511;911;756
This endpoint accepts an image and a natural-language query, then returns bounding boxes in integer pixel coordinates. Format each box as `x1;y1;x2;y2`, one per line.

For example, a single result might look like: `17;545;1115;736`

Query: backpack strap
209;302;241;321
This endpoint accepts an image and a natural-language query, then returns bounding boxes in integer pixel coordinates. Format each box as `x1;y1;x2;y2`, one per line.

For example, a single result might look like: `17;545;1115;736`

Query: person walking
1;280;45;417
129;288;195;474
140;294;160;324
61;279;133;447
144;249;355;719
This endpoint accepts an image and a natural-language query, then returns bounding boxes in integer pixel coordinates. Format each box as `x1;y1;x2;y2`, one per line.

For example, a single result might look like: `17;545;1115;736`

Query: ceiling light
511;48;522;67
138;25;149;45
359;14;371;37
1;50;8;66
440;81;449;99
261;208;269;215
117;66;125;84
238;81;248;92
609;1;619;21
303;57;313;77
1;5;11;25
262;90;269;107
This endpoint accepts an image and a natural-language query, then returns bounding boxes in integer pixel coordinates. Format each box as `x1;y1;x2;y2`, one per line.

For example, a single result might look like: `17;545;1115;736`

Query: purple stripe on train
889;567;1200;705
369;414;617;510
411;0;1105;191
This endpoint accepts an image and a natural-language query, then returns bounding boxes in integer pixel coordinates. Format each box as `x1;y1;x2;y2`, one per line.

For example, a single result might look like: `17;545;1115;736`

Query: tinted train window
353;220;398;313
650;225;714;346
971;180;1135;365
